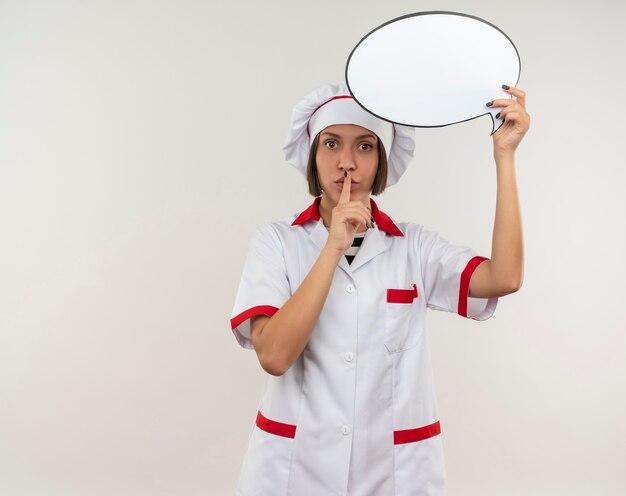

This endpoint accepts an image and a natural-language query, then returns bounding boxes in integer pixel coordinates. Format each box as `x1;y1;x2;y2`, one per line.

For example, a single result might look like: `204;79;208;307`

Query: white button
344;352;354;362
341;425;351;435
345;284;355;293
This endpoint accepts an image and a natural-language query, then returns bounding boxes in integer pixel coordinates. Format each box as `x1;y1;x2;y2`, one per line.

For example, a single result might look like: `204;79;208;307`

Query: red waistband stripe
256;411;297;439
394;420;441;445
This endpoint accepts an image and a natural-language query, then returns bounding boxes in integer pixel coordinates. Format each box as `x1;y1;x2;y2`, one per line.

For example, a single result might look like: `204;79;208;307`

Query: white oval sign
346;12;521;134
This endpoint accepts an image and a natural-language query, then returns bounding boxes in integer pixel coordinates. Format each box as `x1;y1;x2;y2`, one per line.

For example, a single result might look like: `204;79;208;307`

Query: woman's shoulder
388;219;428;237
387;220;449;250
250;213;306;242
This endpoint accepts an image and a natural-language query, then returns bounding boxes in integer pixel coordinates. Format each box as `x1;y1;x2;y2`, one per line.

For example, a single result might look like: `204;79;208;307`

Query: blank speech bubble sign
345;11;521;134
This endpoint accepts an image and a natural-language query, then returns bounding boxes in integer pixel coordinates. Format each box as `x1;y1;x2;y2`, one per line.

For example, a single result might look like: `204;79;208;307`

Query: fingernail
486;101;493;107
495;112;501;119
502;84;510;90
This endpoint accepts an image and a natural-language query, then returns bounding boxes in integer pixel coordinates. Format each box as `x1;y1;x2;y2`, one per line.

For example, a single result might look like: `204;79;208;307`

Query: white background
1;0;625;495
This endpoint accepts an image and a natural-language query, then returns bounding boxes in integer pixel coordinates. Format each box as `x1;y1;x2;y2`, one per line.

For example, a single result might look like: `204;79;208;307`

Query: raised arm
251;173;372;376
469;86;530;299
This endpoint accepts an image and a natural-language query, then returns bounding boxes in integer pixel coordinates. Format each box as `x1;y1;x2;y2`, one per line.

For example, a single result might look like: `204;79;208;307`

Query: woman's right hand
253;173;369;375
325;172;372;254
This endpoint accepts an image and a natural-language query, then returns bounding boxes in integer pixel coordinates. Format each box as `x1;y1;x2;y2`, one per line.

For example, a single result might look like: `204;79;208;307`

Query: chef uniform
230;83;498;496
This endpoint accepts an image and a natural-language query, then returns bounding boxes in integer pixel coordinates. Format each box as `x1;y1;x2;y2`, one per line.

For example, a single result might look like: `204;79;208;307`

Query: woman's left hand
489;86;530;156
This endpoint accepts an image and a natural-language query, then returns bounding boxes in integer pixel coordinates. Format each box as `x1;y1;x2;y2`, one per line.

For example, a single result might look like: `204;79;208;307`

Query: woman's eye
359;143;373;151
325;141;337;149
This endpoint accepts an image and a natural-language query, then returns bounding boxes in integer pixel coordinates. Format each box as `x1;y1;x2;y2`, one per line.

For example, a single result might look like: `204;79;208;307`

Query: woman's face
315;124;379;204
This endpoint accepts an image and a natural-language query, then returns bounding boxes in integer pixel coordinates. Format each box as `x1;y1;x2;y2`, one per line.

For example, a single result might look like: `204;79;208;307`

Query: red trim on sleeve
256;411;297;439
394;420;441;445
387;284;418;303
458;256;489;318
230;305;279;330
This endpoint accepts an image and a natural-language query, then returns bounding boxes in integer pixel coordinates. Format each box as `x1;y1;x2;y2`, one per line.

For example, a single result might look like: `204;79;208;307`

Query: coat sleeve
417;227;497;321
230;224;292;349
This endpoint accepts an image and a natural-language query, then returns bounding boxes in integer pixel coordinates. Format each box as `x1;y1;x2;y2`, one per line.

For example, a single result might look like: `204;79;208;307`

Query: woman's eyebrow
321;131;376;140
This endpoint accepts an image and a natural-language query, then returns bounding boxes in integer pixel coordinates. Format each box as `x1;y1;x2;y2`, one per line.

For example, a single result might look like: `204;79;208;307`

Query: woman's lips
335;180;358;189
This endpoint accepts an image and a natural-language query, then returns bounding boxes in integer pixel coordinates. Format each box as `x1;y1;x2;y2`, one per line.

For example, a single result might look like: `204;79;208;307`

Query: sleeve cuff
230;305;279;349
458;256;498;321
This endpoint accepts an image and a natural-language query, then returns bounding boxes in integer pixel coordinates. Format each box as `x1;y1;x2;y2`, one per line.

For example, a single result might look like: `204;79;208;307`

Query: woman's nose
340;149;356;169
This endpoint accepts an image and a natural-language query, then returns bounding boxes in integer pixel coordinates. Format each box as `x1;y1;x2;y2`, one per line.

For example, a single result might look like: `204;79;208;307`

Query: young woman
229;82;529;496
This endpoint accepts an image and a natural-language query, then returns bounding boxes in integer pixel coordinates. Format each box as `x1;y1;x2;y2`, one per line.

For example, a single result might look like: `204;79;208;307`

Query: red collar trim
292;197;322;224
292;197;403;237
369;198;404;236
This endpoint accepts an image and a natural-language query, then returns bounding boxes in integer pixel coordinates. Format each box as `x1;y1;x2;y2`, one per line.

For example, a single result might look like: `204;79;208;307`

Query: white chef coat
230;197;498;496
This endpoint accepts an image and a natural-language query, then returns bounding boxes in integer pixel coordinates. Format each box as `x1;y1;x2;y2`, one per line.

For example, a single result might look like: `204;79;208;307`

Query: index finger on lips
338;170;351;205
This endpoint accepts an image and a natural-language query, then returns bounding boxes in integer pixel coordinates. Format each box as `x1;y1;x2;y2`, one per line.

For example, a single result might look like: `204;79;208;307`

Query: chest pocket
384;284;418;353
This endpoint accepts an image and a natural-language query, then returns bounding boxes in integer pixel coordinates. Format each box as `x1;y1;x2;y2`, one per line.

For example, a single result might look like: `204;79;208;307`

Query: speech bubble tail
488;109;504;135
